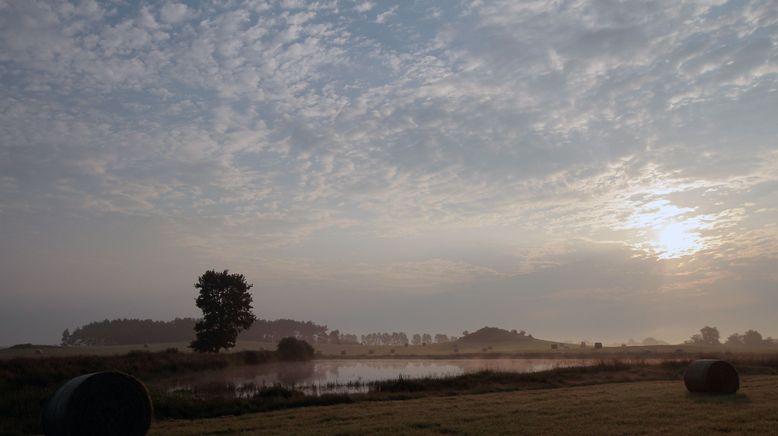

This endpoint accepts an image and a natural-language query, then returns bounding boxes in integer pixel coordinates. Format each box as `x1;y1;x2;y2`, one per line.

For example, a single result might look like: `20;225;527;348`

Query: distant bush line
59;317;461;348
61;317;343;346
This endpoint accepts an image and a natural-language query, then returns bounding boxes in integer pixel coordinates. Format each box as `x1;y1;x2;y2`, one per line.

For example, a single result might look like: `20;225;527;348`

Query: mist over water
165;358;601;396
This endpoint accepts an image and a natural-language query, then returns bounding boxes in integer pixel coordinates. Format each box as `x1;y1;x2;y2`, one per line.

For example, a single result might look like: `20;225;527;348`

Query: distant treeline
62;318;347;346
60;318;458;347
61;318;196;346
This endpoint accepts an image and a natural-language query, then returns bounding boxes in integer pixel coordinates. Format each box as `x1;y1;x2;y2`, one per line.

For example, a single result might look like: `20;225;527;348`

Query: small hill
456;327;553;346
625;337;670;346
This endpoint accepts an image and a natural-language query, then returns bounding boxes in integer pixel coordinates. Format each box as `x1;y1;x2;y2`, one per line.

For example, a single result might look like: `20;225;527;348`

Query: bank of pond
2;350;778;434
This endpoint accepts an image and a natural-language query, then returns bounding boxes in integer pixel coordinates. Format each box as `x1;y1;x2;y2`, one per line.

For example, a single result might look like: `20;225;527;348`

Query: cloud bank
1;0;776;344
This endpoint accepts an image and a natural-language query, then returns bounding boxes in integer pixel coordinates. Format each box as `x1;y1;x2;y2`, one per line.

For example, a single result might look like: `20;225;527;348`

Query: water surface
164;358;601;396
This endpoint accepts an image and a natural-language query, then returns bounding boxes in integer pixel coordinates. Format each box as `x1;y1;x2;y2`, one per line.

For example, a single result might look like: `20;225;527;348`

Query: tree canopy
190;270;256;353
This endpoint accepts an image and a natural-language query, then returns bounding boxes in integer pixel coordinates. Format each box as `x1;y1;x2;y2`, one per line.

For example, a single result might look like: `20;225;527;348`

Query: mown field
153;375;778;435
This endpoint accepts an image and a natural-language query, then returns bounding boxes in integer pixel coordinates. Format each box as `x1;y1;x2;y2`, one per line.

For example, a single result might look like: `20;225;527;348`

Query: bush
243;350;262;365
276;337;315;361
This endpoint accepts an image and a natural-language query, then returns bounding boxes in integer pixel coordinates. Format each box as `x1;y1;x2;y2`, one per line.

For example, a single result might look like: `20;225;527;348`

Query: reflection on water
163;358;600;396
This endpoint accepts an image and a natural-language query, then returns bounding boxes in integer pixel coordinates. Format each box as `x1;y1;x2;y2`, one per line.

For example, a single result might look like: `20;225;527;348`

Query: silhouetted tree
434;334;450;344
700;326;720;345
726;333;744;346
276;337;315;361
61;329;70;346
341;333;359;344
422;333;432;345
190;270;256;353
687;326;720;345
743;329;764;346
412;334;421;345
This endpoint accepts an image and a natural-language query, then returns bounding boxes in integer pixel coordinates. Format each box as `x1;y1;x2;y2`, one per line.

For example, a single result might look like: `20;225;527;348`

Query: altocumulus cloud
0;0;777;344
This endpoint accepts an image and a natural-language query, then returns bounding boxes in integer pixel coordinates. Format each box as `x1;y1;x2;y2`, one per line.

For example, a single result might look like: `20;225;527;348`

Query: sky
1;0;777;345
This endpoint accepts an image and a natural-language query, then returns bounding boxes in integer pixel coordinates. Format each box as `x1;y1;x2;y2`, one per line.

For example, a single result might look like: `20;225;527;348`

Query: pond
162;358;602;396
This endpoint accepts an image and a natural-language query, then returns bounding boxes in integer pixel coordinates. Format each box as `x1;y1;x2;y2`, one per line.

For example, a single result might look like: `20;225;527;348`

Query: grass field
153;375;778;435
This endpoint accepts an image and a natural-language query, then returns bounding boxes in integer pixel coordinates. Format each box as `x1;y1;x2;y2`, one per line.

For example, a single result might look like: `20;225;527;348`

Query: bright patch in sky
652;221;705;259
625;199;711;259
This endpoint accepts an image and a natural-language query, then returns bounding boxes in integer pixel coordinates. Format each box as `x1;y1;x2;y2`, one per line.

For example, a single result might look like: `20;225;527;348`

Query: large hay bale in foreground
684;359;739;394
42;371;152;436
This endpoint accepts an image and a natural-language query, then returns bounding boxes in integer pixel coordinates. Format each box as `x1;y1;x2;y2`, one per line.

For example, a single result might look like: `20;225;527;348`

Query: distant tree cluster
361;332;409;346
354;332;457;346
320;329;359;344
240;319;329;343
726;330;770;347
62;317;358;347
687;326;771;347
61;318;197;346
687;326;721;345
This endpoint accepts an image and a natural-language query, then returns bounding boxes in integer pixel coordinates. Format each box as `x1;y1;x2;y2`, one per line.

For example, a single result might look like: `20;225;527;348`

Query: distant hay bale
684;359;739;395
42;371;152;436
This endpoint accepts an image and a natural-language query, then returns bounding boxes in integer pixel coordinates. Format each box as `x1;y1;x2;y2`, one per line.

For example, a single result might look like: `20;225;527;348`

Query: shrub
276;337;315;361
243;350;262;365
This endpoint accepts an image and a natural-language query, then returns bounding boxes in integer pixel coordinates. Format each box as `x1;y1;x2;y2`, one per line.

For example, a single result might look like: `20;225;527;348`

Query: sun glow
626;198;710;259
652;221;704;259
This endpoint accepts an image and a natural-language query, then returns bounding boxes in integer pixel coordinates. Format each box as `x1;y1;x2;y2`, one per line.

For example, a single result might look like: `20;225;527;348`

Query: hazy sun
626;199;709;259
652;222;704;259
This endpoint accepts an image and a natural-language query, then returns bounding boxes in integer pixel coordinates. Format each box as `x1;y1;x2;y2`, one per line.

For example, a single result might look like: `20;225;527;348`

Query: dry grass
153;375;778;435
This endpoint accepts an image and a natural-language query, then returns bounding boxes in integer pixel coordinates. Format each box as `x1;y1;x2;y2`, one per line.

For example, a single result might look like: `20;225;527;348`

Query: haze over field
1;1;777;345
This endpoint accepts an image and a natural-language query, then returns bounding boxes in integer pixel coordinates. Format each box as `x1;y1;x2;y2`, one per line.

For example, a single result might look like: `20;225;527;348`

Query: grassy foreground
154;375;778;435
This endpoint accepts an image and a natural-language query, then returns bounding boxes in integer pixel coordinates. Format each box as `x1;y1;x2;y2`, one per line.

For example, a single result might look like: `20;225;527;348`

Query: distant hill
626;337;670;346
456;327;552;345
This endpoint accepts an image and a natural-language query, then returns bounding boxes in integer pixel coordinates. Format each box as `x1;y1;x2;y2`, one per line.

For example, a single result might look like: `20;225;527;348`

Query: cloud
375;6;397;24
159;3;192;24
1;0;777;342
354;2;375;13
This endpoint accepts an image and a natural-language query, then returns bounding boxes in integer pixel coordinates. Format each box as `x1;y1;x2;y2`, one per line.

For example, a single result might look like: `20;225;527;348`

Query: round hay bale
42;371;152;436
684;359;739;394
